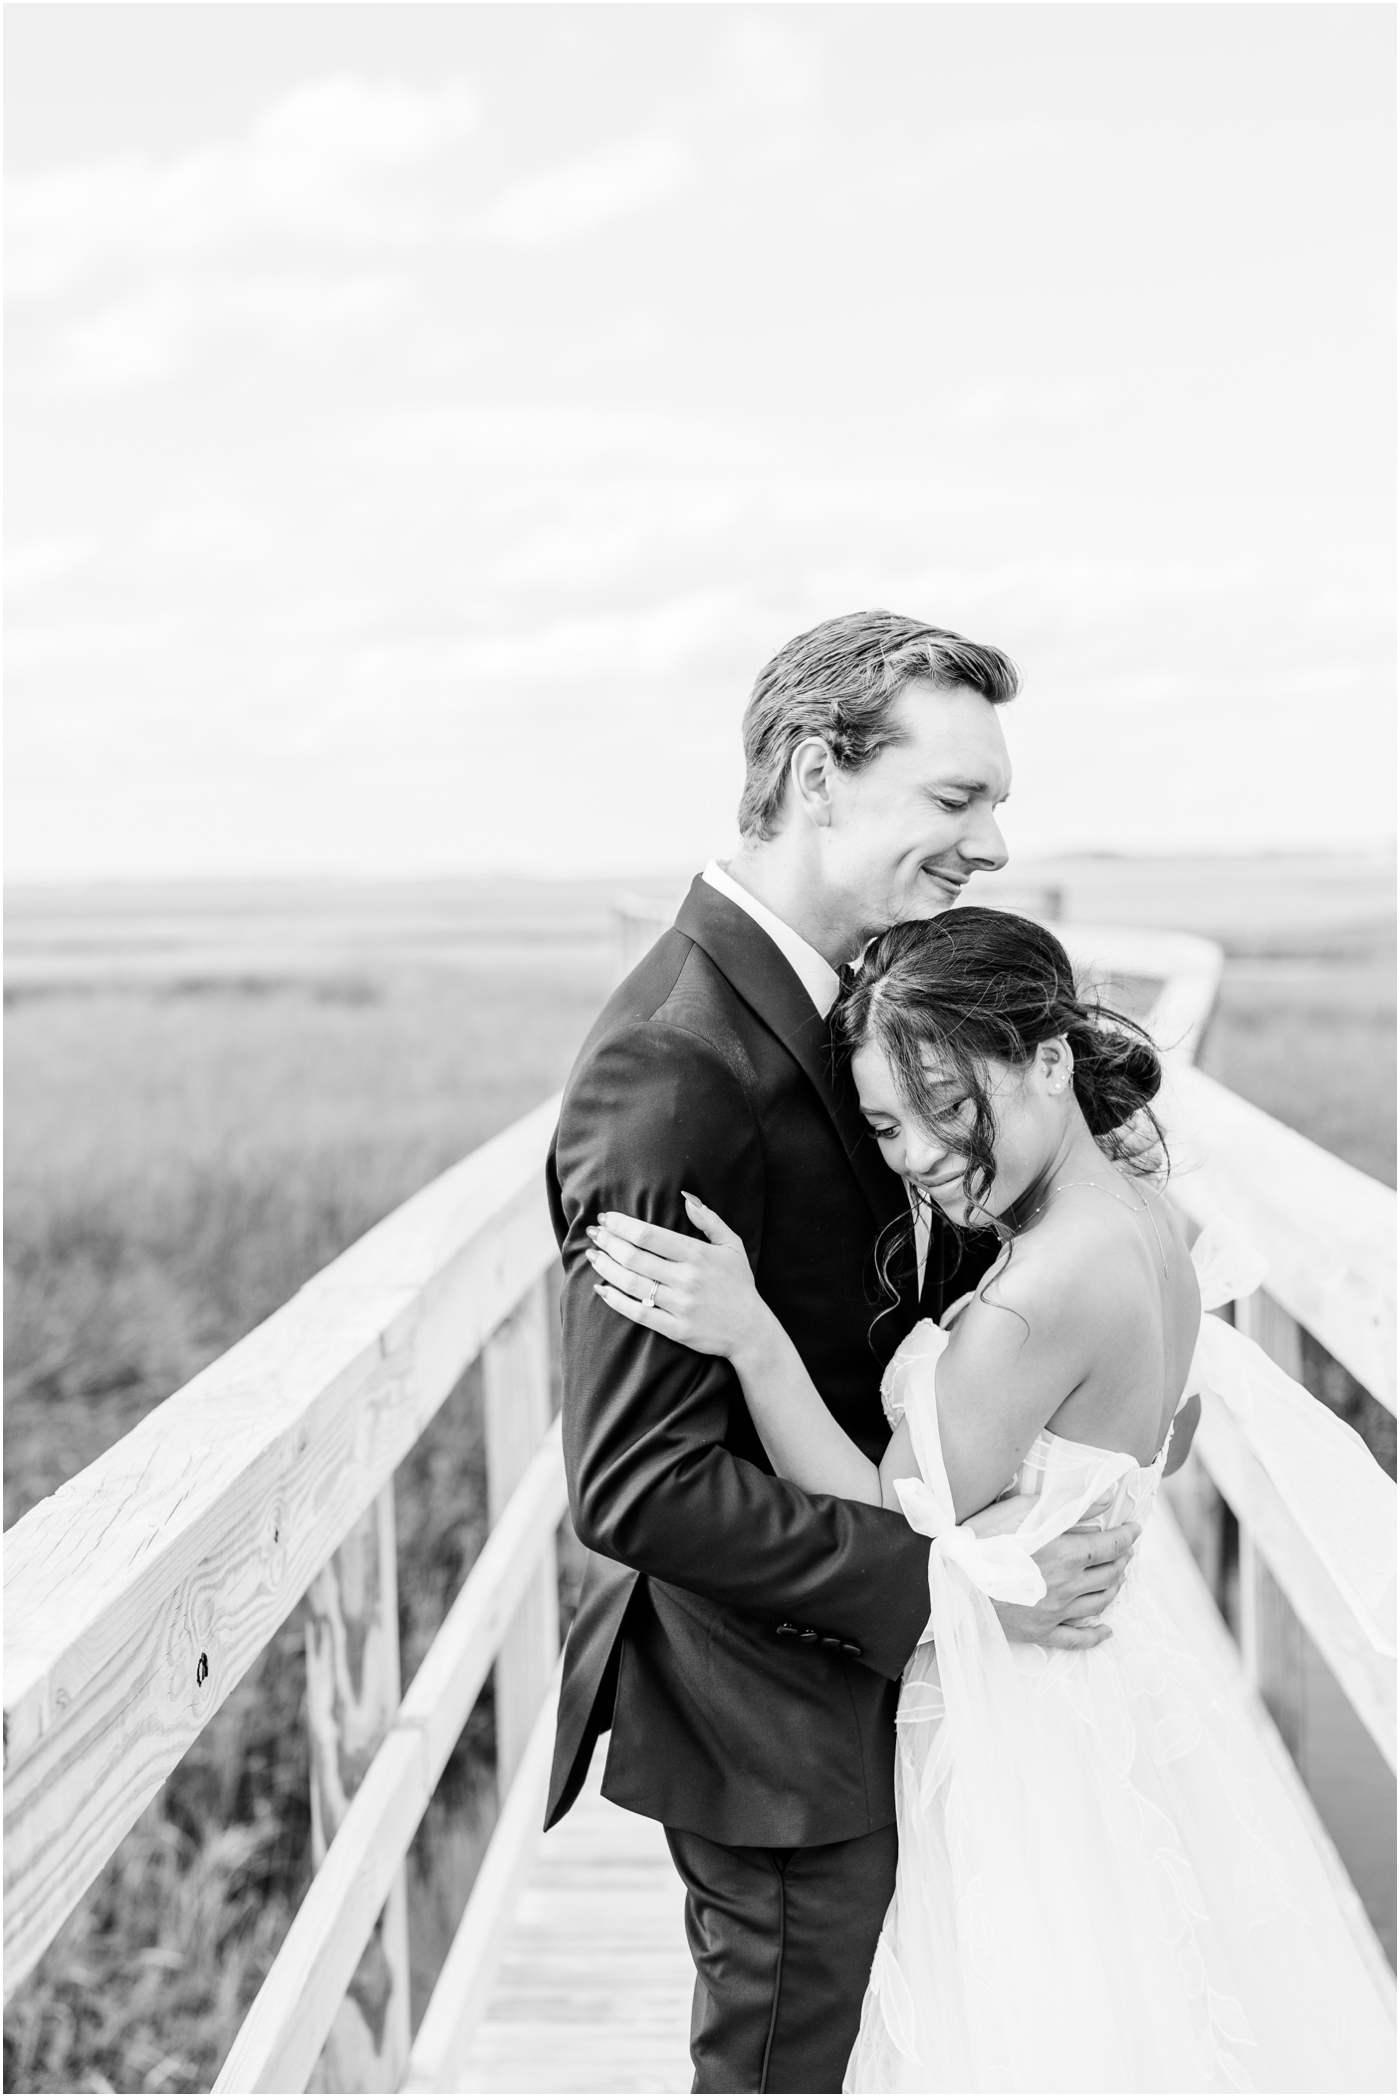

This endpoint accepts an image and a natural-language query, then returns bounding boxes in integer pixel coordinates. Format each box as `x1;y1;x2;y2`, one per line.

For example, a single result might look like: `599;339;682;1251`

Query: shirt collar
701;860;842;1020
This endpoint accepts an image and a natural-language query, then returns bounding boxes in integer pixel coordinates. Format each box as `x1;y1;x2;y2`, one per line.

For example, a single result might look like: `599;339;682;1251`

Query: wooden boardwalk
454;1744;695;2093
6;924;1395;2092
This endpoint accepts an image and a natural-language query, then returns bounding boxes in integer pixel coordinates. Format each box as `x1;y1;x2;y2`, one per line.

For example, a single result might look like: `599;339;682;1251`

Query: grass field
3;859;1394;2092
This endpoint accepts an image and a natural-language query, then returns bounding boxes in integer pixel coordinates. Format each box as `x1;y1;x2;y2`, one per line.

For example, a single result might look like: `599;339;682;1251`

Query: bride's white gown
845;1229;1396;2094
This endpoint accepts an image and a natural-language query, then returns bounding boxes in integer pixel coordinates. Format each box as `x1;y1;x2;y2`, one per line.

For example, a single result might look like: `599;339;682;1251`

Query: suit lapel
673;877;913;1252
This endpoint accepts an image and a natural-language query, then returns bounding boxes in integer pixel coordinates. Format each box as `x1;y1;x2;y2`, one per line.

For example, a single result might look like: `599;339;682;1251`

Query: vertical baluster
303;1484;412;2092
483;1278;559;1794
1233;1289;1308;1767
1235;1287;1304;1382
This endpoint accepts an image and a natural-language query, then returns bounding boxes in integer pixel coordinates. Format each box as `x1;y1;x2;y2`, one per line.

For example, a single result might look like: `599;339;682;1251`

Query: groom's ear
787;736;838;829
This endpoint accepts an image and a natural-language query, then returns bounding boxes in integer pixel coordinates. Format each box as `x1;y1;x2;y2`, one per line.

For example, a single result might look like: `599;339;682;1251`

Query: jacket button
798;1628;819;1643
840;1641;862;1656
819;1635;842;1649
775;1622;798;1639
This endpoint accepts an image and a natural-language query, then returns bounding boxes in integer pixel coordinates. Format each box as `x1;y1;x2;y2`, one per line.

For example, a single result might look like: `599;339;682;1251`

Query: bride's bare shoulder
964;1197;1150;1352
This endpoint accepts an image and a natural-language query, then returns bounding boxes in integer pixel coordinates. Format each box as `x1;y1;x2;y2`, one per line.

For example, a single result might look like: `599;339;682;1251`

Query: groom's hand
967;1496;1140;1649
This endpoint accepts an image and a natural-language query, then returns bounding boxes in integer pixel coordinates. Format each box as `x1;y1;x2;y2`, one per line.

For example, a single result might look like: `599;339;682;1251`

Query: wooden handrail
2;1096;561;2001
1057;921;1225;1064
1159;1060;1396;1414
215;1425;568;2094
1193;1392;1395;1770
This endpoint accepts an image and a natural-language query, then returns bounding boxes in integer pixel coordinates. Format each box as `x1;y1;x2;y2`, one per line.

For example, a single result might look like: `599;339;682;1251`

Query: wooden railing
4;907;1395;2092
4;1098;568;2092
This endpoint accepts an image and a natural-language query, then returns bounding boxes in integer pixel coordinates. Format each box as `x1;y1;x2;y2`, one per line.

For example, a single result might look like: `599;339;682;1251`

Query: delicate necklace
1016;1176;1170;1275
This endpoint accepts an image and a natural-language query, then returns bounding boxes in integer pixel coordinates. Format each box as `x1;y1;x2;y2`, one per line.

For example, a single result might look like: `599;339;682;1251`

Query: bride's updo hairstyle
836;907;1166;1216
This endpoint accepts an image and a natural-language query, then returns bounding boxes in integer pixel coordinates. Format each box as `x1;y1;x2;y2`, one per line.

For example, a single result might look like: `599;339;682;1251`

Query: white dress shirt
701;860;841;1019
700;859;928;1294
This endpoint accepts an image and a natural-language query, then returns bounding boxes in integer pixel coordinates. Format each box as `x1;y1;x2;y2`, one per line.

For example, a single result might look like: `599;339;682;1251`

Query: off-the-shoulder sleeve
880;1316;953;1429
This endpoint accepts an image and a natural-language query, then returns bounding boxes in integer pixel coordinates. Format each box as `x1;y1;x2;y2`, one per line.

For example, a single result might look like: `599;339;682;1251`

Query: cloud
5;17;1392;876
474;133;697;248
5;73;475;391
7;76;477;307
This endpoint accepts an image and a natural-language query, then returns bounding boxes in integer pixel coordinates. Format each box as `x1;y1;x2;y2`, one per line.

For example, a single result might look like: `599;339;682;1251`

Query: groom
544;612;1140;2093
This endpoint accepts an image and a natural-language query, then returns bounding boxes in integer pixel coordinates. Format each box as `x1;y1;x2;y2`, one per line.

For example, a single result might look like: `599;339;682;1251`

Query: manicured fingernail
682;1190;700;1205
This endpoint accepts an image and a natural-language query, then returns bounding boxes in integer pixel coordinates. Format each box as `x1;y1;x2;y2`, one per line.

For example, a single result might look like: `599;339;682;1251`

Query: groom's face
822;682;1012;940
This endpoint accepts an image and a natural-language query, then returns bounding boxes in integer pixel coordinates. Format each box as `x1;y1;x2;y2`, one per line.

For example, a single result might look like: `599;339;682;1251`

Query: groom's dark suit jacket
544;876;994;1848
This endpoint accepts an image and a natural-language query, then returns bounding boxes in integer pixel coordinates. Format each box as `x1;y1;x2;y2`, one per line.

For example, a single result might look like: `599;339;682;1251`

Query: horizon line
5;843;1397;896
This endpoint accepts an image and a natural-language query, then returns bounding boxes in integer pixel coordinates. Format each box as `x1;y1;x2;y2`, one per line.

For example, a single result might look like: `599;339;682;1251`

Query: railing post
303;1484;412;2092
483;1278;559;1794
1233;1289;1308;1758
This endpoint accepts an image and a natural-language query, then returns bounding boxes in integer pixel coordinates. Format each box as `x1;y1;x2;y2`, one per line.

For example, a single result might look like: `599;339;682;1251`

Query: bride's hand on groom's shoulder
585;1196;776;1365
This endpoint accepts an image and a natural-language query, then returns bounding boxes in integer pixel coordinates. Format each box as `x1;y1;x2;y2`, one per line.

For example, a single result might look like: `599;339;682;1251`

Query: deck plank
452;1745;695;2092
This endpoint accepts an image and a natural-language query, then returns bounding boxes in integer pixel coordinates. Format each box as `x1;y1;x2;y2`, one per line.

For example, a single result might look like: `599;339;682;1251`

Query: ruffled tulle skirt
845;1512;1395;2093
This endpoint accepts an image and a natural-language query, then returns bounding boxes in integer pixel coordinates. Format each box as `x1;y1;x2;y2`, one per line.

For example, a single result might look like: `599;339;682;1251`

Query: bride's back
1007;1179;1201;1464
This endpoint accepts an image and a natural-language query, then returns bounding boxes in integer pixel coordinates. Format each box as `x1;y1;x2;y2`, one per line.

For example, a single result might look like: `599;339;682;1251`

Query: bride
584;907;1395;2093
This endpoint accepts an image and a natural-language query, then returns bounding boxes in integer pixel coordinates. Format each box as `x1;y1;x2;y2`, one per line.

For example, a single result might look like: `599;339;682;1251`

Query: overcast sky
6;3;1395;881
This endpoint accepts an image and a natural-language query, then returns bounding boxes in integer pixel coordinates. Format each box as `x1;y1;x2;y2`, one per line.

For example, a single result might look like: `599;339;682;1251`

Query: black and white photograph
4;5;1396;2094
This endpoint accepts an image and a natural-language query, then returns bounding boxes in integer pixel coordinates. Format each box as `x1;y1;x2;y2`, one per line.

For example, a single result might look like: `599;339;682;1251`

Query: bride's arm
720;1304;889;1506
929;1252;1095;1518
588;1199;1098;1523
586;1196;889;1505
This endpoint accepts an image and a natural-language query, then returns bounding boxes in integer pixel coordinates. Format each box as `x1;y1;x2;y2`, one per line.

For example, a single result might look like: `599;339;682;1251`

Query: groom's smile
919;863;972;905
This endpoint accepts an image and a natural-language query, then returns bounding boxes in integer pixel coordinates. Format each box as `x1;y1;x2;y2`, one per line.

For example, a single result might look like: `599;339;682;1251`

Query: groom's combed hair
737;610;1020;840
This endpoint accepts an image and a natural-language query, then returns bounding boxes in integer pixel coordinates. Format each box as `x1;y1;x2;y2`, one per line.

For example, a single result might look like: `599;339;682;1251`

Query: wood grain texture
484;1281;559;1794
435;1740;695;2095
3;1097;560;1998
215;1426;567;2094
303;1485;411;2092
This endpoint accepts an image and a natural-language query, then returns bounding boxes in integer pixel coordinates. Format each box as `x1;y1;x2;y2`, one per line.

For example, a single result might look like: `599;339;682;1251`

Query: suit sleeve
551;1014;931;1682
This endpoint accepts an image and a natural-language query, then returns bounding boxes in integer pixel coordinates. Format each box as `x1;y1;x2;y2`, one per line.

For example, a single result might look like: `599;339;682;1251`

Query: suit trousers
664;1820;898;2094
